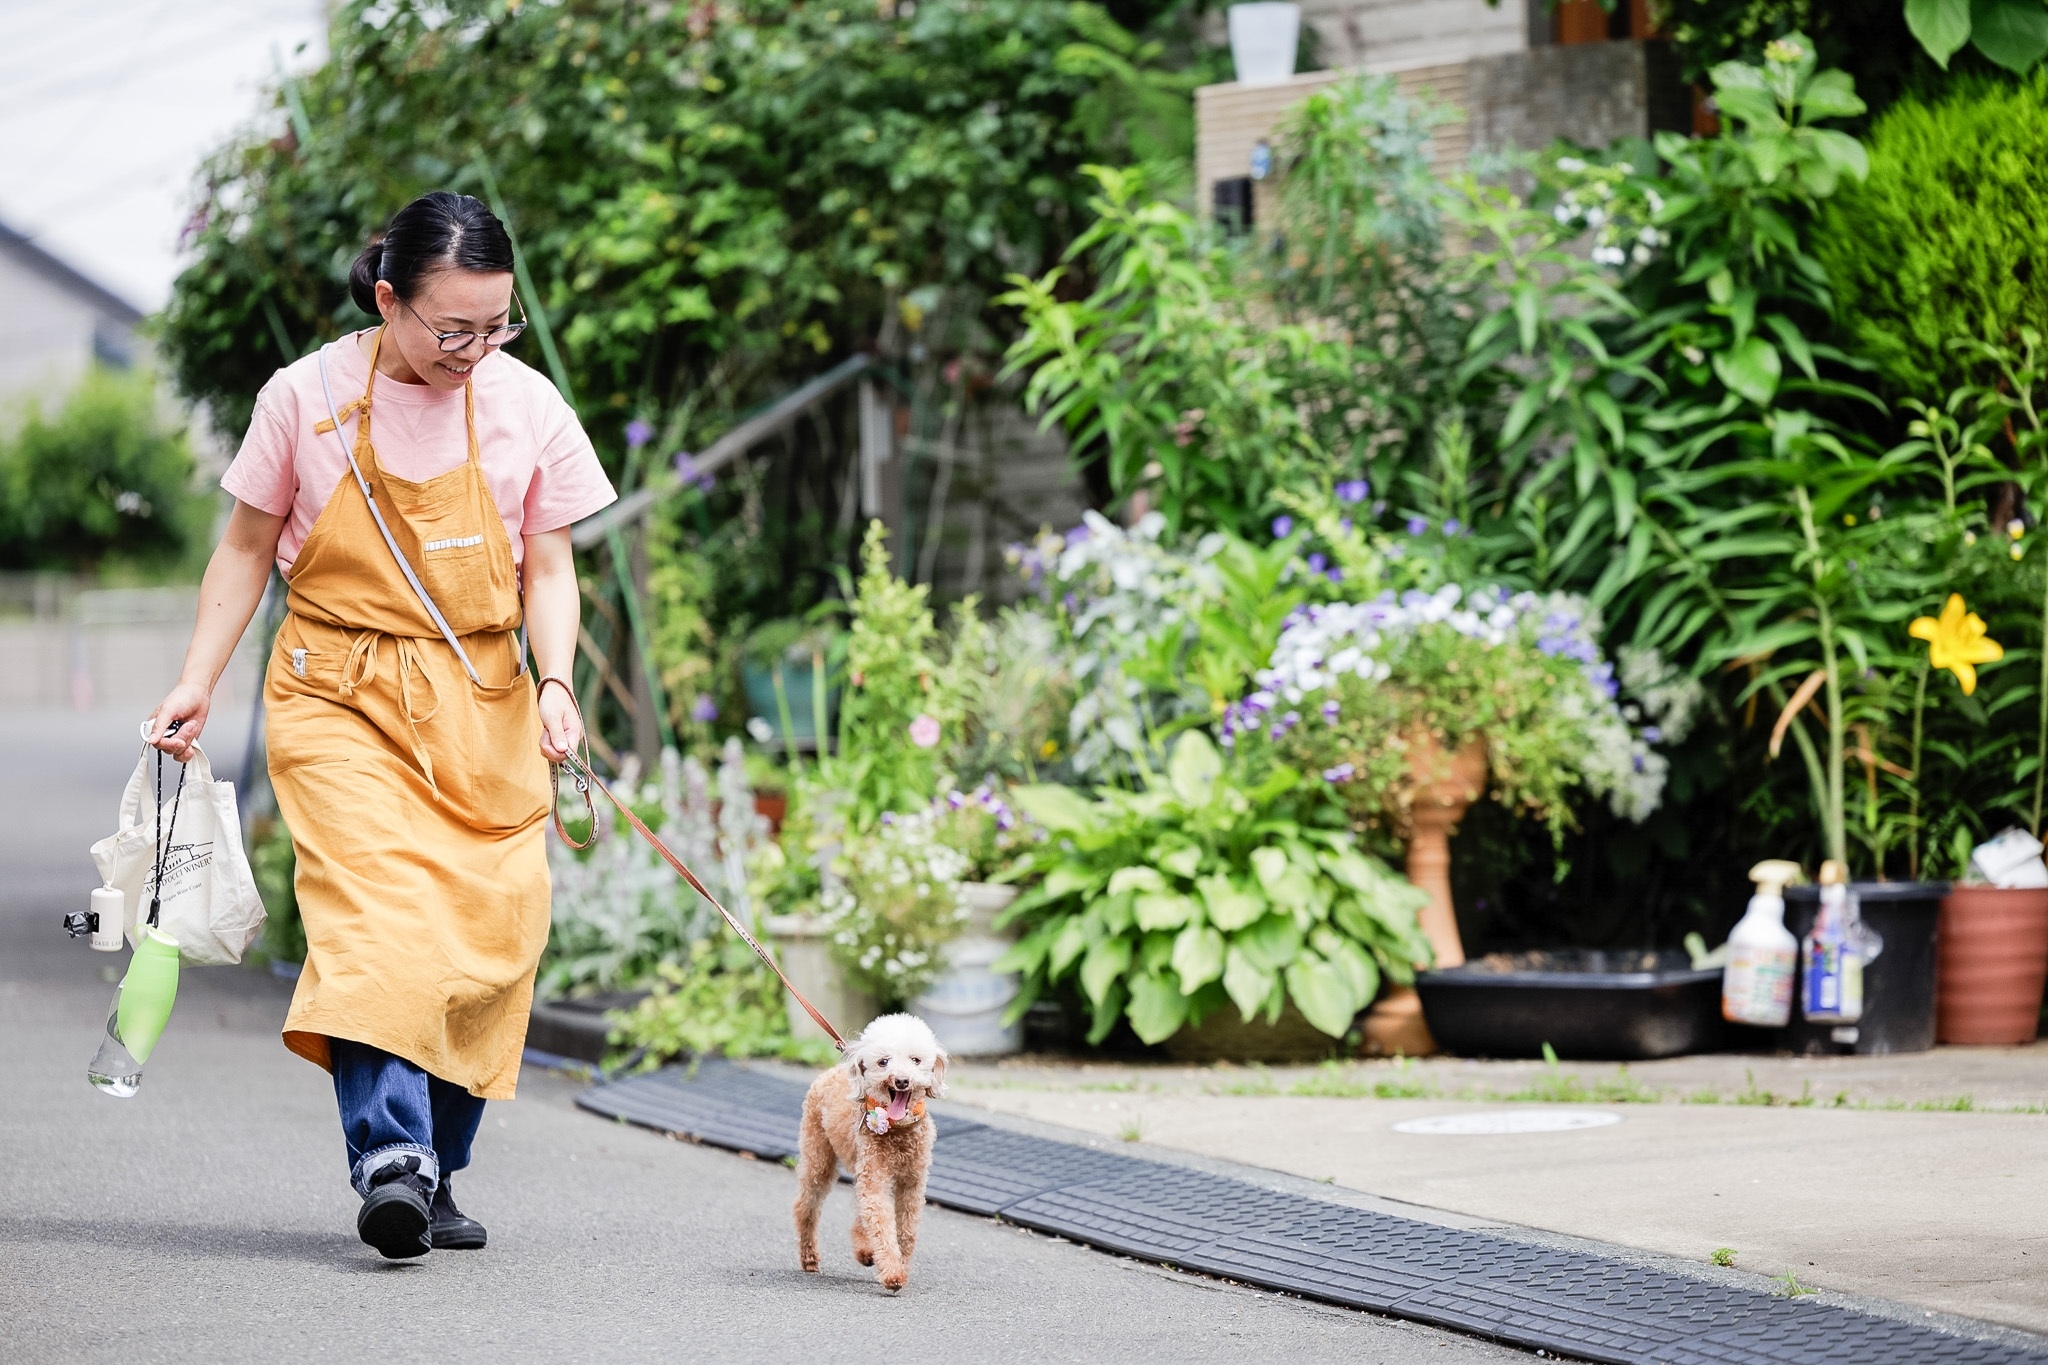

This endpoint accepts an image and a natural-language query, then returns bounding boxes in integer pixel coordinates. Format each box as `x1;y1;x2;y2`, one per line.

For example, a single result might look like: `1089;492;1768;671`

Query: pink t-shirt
222;330;617;575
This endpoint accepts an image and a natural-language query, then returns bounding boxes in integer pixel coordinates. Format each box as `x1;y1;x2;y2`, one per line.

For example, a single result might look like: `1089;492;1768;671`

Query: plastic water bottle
1801;861;1862;1024
87;928;180;1098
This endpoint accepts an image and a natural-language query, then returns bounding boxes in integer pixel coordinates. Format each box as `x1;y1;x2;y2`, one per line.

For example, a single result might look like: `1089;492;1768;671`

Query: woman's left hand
537;680;583;762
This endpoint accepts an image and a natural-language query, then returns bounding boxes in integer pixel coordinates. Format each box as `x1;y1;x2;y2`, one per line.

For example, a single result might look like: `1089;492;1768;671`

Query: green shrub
1815;71;2048;395
0;366;200;572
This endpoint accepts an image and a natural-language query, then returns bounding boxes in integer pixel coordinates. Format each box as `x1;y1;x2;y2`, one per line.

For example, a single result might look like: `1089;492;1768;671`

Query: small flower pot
1227;3;1301;86
1937;885;2048;1045
911;882;1025;1057
762;912;877;1044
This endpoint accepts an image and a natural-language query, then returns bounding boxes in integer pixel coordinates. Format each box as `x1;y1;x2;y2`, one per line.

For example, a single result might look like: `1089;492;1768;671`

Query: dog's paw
879;1269;907;1292
855;1248;875;1267
799;1252;819;1273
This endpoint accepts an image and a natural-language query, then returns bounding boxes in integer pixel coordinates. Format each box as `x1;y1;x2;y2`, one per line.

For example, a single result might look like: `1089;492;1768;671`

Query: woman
148;191;615;1260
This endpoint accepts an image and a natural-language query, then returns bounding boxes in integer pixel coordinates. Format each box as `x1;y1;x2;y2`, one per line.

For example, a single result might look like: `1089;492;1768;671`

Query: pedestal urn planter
910;882;1026;1057
1937;886;2048;1045
1360;733;1486;1057
761;912;877;1045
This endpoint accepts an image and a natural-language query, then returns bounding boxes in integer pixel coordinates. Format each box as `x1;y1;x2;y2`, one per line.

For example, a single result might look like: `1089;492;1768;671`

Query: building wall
0;250;107;403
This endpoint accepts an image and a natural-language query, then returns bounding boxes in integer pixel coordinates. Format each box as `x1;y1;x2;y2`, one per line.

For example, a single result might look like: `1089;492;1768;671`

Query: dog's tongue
886;1089;912;1123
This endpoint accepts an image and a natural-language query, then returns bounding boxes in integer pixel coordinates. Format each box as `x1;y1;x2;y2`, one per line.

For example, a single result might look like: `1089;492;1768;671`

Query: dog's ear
847;1048;869;1102
930;1046;948;1098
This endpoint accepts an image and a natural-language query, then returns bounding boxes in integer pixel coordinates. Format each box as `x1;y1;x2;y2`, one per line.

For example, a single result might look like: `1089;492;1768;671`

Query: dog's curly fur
793;1013;948;1291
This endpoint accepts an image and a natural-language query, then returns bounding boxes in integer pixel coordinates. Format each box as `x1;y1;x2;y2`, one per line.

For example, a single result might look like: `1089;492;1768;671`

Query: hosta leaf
1108;865;1166;897
1313;926;1382;1006
1233;912;1302;971
1172;924;1227;992
1223;945;1277;1021
1080;936;1132;1006
1047;916;1091;976
1153;844;1202;879
1133;891;1196;931
1198;873;1267;931
1126;971;1189;1044
1011;783;1099;834
1167;729;1223;806
1285;953;1361;1037
1250;845;1317;909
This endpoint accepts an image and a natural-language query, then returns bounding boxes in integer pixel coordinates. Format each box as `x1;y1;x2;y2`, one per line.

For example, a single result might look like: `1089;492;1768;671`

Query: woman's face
373;268;515;390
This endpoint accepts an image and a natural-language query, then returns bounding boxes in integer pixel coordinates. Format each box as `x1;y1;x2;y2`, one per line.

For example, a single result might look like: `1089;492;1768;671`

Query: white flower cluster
1235;584;1672;823
821;806;971;996
1010;510;1226;775
1550;155;1662;270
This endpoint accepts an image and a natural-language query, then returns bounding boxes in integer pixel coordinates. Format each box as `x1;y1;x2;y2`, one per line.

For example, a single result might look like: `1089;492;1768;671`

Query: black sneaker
357;1155;433;1260
429;1177;487;1251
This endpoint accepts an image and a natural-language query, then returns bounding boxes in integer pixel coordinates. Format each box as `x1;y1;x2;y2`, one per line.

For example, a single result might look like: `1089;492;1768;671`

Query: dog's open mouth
884;1088;915;1123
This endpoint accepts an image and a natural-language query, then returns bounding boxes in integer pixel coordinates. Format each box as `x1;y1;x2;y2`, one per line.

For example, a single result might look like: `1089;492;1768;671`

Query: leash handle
536;677;847;1052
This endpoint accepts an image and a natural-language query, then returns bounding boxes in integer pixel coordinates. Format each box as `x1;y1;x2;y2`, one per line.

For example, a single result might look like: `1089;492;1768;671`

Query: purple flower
1272;515;1295;539
1306;552;1327;573
1065;523;1091;547
1322;700;1341;722
1444;518;1462;536
1338;517;1353;534
1406;516;1428;536
1322;762;1356;783
1336;479;1370;504
689;696;719;723
674;451;698;480
947;790;967;809
1643;726;1663;744
625;418;655;451
1326;568;1343;584
880;812;896;825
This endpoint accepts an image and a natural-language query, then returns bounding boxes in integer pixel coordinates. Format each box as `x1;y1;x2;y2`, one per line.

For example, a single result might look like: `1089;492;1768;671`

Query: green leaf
1108;865;1166;897
1047;916;1091;975
1126;971;1189;1044
1154;844;1202;879
1011;783;1099;834
1313;926;1382;1006
1172;924;1227;992
1284;953;1361;1037
1134;892;1198;931
1234;912;1303;972
1166;729;1223;806
1712;336;1782;406
1512;282;1540;354
1798;69;1867;119
1080;936;1132;1006
1906;0;1973;65
1223;945;1277;1021
1197;873;1267;931
1971;0;2048;71
1250;845;1317;909
1041;863;1097;901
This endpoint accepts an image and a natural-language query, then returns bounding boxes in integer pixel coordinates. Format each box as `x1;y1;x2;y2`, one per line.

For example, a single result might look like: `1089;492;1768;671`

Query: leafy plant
822;802;973;1005
606;937;835;1069
1904;0;2048;72
1815;70;2048;398
0;366;200;573
247;816;304;966
998;731;1432;1045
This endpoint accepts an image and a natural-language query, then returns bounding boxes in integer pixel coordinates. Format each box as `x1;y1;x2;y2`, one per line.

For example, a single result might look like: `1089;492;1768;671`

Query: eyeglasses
401;293;529;353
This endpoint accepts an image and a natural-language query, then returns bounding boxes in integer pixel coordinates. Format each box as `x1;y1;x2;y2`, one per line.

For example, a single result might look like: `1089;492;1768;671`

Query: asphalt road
0;706;1529;1365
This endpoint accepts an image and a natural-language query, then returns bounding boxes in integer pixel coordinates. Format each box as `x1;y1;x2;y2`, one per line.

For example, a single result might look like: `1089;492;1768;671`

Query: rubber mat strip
577;1061;2046;1365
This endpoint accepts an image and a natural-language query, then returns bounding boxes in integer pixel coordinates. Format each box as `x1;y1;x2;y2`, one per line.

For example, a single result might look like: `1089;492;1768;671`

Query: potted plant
910;786;1040;1055
1229;582;1682;1054
739;615;842;747
999;730;1434;1059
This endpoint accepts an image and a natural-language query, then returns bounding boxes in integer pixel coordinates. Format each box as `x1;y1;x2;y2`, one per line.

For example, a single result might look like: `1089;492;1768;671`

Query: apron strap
316;335;484;686
537;677;848;1053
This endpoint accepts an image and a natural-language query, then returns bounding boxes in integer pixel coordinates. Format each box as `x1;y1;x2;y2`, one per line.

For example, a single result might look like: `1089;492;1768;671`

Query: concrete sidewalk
947;1050;2048;1338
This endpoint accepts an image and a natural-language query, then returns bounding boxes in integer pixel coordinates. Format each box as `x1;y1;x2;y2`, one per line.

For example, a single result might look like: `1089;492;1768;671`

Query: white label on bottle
1723;947;1795;1027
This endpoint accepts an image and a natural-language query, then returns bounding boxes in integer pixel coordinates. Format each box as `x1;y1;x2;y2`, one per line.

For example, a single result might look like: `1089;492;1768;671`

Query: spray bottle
1722;860;1802;1027
86;926;181;1098
1800;860;1863;1024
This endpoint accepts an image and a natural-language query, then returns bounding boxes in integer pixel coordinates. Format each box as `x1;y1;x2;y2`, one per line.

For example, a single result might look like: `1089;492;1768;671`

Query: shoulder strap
317;343;483;685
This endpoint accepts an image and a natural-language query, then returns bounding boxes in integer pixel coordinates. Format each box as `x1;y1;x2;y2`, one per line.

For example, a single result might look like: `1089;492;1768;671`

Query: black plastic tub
1780;882;1944;1056
1415;950;1724;1060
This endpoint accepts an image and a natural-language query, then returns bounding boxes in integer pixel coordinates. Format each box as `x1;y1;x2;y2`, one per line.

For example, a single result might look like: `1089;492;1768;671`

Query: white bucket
1228;3;1301;87
911;883;1025;1057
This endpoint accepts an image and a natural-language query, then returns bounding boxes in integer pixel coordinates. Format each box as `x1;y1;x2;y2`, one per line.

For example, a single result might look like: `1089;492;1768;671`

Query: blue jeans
330;1038;486;1197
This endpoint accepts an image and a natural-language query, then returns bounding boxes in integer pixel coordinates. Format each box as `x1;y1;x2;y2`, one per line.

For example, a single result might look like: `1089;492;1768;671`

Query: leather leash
537;677;847;1053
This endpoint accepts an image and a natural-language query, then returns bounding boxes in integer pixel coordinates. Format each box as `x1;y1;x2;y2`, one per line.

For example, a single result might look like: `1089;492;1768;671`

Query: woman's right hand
147;683;211;762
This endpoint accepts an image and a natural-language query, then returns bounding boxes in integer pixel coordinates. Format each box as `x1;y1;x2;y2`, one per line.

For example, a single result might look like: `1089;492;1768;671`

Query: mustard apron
267;330;549;1100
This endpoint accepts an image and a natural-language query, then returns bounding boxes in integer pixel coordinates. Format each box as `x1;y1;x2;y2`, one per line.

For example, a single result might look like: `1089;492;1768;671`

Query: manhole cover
1393;1110;1623;1136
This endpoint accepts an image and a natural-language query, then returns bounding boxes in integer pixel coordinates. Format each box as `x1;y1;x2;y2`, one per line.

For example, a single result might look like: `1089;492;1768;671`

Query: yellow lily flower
1909;593;2004;695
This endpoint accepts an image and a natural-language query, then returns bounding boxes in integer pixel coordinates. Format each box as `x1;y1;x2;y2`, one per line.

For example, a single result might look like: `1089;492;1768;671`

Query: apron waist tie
338;629;444;797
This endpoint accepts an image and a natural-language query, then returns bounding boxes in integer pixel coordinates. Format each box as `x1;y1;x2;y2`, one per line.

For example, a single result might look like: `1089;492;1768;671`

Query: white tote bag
89;740;266;966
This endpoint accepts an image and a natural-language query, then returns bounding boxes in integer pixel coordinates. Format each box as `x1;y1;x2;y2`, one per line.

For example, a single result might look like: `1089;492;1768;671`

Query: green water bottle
87;928;180;1098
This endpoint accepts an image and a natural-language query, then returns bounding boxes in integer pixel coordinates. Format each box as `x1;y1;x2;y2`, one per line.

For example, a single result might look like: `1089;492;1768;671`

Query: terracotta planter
1359;732;1487;1058
1938;886;2048;1046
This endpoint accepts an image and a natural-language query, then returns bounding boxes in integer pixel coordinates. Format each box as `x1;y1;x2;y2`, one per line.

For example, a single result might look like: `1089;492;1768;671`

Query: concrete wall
0;584;269;715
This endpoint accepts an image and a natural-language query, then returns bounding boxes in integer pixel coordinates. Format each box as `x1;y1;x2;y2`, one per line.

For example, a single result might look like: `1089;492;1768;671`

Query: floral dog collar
864;1098;927;1135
